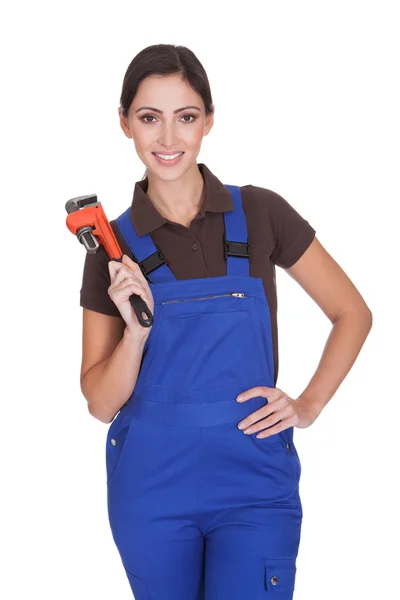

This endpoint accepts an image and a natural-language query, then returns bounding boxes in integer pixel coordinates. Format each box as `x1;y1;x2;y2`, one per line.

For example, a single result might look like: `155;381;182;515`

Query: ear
204;106;215;137
118;106;133;139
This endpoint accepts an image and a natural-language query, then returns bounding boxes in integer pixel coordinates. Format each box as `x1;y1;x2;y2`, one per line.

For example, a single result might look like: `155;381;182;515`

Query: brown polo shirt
80;163;316;385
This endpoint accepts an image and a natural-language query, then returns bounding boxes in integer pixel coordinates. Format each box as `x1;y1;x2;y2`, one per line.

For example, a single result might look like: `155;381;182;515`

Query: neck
146;163;205;227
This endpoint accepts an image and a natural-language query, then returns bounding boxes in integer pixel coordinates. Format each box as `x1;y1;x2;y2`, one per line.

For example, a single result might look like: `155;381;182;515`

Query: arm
236;235;372;434
80;308;148;424
285;236;373;422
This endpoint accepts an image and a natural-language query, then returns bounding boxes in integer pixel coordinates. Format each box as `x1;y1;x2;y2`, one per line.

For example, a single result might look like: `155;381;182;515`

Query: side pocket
280;427;302;479
105;413;134;485
257;557;297;596
251;426;301;481
124;567;151;600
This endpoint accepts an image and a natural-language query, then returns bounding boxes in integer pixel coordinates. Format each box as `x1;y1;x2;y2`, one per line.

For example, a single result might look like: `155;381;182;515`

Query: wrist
123;324;150;346
296;394;324;422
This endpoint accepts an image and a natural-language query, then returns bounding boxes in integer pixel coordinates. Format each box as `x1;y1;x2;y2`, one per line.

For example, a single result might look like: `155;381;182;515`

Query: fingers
106;254;154;328
115;279;148;302
239;408;295;437
108;255;146;285
108;257;146;300
113;266;138;286
236;385;280;403
253;406;297;438
237;390;297;435
121;254;137;268
122;254;148;285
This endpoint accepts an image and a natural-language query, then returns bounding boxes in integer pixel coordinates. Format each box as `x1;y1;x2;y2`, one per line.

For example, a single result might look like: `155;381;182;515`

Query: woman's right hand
108;254;155;337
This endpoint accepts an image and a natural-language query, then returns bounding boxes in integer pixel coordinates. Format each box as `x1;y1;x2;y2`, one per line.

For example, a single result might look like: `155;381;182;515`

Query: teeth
155;152;183;161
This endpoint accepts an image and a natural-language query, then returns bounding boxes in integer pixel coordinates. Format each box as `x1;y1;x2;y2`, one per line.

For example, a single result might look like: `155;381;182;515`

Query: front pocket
250;430;284;452
250;425;301;480
143;310;263;392
257;557;297;596
105;413;134;485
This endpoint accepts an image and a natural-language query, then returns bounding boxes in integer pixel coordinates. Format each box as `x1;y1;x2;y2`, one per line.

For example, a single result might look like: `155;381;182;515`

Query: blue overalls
105;184;303;599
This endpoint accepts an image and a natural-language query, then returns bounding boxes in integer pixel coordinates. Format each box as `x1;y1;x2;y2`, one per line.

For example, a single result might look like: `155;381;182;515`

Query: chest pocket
141;298;264;393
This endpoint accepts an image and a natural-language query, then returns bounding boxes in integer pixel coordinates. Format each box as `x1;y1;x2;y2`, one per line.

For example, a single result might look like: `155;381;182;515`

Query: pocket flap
263;557;296;593
106;414;132;484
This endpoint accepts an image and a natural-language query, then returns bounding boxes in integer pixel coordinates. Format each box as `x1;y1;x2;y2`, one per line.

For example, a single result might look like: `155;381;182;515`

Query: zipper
161;292;247;305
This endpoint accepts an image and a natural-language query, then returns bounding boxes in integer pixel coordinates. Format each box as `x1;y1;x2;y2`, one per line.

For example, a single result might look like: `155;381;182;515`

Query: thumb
122;254;146;280
122;254;137;268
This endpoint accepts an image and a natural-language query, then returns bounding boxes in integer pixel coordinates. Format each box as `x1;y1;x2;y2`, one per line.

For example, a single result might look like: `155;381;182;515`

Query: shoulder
240;184;302;214
240;183;313;223
239;184;316;268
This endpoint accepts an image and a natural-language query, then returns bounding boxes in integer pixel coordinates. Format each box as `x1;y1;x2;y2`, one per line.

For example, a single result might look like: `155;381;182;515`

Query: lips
152;151;185;166
152;150;184;156
152;151;184;156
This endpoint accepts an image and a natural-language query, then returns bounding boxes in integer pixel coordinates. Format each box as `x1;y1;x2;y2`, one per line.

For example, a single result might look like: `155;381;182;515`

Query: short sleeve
267;190;316;268
79;243;122;317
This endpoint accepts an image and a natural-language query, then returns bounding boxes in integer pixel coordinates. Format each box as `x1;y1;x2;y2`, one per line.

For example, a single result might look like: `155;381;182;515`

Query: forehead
133;74;203;110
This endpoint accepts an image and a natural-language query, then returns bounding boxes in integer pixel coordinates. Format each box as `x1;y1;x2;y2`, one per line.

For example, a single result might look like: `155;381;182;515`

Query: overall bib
106;185;303;600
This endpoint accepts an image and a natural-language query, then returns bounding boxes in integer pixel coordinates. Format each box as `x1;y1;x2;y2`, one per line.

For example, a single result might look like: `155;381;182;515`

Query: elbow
367;307;373;330
87;400;115;424
352;304;374;336
362;304;373;332
334;302;373;332
81;378;115;424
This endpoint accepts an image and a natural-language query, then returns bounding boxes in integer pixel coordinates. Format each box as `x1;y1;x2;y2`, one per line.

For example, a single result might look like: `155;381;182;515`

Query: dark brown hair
119;44;214;179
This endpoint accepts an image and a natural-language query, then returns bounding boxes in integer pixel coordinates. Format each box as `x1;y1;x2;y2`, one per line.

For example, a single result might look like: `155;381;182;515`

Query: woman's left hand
236;386;320;438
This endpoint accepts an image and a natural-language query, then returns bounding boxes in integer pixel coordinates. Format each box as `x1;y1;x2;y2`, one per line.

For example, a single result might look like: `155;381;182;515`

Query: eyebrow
135;105;202;114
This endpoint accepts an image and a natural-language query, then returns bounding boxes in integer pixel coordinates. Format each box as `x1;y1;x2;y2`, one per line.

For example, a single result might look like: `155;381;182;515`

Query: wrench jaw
65;199;80;214
65;195;99;214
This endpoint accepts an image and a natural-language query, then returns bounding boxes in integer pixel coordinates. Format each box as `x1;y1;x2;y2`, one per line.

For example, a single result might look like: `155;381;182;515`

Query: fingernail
238;423;245;429
236;395;244;402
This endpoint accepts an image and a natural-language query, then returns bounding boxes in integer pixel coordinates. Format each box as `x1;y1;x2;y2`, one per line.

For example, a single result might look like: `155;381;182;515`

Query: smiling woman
118;45;214;194
117;67;214;223
78;43;372;600
135;100;201;167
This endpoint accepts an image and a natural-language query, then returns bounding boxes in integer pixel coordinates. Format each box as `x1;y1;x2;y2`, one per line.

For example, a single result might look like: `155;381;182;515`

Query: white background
1;1;398;598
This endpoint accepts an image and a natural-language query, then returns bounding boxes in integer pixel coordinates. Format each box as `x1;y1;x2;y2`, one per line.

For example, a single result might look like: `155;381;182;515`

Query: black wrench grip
130;293;154;328
114;257;154;328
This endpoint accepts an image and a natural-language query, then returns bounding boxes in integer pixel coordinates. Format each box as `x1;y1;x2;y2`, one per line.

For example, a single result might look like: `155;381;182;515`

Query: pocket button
271;576;279;585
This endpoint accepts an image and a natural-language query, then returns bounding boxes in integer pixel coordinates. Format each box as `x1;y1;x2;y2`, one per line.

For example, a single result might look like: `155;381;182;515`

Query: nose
158;121;177;148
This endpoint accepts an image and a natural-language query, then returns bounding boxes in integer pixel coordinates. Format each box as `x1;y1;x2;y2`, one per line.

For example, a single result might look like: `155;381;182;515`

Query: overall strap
223;184;250;277
116;208;176;283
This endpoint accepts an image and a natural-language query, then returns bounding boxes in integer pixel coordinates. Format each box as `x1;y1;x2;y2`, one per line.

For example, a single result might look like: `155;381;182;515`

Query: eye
180;114;196;123
141;115;157;124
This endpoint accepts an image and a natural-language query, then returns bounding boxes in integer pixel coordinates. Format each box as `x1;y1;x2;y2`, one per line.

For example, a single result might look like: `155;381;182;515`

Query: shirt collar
130;163;234;236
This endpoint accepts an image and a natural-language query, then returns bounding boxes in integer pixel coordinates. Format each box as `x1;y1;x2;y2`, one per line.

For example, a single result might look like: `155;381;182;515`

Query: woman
79;44;372;600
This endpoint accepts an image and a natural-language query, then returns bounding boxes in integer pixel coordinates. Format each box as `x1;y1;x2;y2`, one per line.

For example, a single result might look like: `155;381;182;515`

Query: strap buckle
139;248;166;280
223;231;250;260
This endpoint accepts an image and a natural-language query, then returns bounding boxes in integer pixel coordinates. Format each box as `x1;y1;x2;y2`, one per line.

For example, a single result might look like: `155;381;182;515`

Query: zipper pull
231;293;246;298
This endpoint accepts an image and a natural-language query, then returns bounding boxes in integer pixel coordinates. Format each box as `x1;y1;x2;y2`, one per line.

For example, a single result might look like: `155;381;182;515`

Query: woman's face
119;74;214;180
